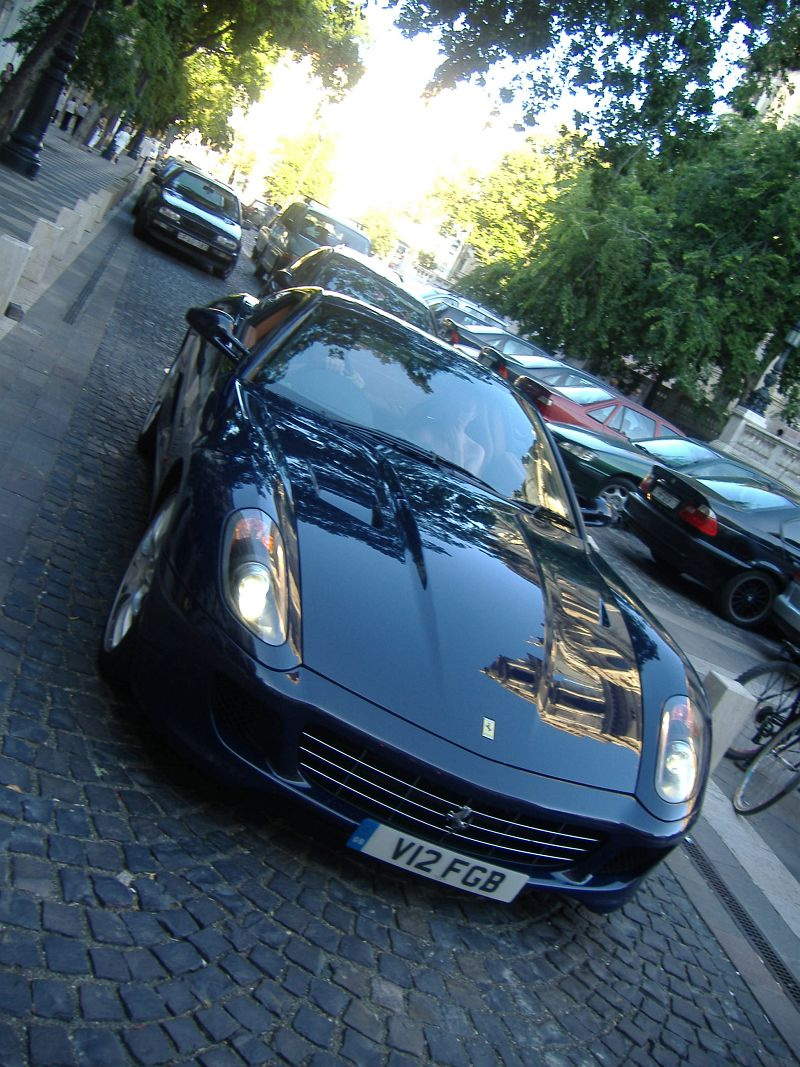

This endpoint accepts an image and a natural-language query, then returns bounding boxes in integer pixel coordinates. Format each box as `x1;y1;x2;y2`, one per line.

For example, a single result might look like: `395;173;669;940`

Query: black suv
253;199;370;283
267;246;440;335
133;164;242;278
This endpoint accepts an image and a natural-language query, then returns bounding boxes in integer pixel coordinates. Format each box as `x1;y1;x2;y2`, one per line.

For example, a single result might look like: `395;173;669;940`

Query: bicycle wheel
726;660;800;761
733;717;800;815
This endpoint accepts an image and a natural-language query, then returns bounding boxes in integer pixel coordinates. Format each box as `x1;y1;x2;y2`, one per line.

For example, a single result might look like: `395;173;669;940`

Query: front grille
299;729;604;871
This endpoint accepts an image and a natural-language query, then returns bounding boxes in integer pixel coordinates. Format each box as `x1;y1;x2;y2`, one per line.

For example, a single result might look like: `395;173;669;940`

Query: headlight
222;510;288;645
215;235;239;251
655;695;706;803
157;206;181;222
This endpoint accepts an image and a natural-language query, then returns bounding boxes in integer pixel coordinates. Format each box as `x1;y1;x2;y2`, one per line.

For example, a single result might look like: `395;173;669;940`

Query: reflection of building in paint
483;569;642;753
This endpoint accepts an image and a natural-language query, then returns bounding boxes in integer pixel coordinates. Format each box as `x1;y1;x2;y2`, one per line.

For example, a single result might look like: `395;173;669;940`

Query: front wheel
598;478;637;519
98;497;176;688
727;660;800;761
733;716;800;814
715;569;776;628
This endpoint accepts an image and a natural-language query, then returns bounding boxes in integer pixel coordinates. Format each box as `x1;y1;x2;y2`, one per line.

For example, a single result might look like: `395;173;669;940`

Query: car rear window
558;386;615;403
301;210;370;255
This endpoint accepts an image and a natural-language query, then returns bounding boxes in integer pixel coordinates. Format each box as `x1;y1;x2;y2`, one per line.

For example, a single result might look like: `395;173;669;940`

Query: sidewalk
0;131;140;606
1;129;800;1057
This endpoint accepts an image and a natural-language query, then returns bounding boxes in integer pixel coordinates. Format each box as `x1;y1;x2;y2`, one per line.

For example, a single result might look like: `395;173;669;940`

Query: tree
482;119;800;415
430;130;592;263
266;130;337;206
1;0;366;147
392;0;800;152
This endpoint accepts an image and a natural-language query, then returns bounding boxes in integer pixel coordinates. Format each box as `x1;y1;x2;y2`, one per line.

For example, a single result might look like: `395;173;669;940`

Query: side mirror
273;268;293;289
185;306;250;364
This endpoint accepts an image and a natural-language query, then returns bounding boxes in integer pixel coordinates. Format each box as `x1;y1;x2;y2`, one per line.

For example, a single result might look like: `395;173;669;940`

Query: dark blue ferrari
101;286;710;910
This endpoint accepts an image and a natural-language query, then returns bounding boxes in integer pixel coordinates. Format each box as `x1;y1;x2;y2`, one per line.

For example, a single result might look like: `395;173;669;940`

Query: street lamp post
745;318;800;417
0;0;95;179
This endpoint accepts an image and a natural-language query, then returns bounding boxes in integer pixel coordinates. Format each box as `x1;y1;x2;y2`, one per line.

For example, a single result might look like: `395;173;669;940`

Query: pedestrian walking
137;134;159;173
106;124;131;163
59;96;77;131
71;100;89;138
1;62;13;85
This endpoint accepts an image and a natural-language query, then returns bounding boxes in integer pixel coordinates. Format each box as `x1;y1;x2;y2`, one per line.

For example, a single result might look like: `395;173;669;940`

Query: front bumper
129;556;698;909
147;216;239;272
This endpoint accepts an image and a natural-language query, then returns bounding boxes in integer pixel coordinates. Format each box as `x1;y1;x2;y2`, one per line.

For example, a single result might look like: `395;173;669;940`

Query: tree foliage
430;130;593;263
469;119;800;416
265;130;338;206
3;0;366;146
392;0;799;152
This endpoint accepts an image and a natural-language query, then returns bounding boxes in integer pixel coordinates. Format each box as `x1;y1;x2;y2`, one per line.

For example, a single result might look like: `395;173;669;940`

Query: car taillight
678;503;718;536
640;472;655;493
498;362;509;380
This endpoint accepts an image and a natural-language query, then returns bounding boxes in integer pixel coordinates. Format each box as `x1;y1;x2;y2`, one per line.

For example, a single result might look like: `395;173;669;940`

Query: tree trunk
0;2;79;143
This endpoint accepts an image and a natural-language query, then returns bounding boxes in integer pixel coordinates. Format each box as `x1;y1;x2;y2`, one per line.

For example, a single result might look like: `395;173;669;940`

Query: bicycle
733;714;800;814
726;643;800;763
724;641;800;815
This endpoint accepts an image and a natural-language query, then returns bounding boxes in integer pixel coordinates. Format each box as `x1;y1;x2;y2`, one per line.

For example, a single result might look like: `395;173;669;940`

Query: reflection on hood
484;575;642;753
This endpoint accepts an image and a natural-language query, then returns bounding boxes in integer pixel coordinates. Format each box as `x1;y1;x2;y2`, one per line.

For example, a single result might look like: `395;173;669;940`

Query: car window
609;405;657;441
558;386;615;404
168;171;239;220
494;336;548;358
299;209;370;254
250;305;575;514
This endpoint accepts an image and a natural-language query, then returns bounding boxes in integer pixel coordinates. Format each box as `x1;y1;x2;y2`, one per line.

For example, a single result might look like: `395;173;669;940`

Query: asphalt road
0;212;796;1064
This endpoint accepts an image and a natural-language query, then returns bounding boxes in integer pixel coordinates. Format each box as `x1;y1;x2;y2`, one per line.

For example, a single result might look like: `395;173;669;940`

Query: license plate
347;819;528;902
177;233;208;250
651;484;679;509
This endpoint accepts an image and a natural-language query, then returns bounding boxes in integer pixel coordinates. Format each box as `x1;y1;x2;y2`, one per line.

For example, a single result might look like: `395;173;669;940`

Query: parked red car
516;369;685;441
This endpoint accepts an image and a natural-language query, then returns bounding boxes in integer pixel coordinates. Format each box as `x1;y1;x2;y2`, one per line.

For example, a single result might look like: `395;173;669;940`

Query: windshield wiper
516;500;576;531
346;424;497;492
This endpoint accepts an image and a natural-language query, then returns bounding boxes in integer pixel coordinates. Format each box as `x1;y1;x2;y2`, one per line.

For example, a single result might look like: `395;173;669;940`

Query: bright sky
233;3;544;219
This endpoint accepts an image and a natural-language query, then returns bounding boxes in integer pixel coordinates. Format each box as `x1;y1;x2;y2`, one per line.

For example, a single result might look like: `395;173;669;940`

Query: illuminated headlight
157;206;181;222
222;510;288;644
655;695;706;803
215;235;238;251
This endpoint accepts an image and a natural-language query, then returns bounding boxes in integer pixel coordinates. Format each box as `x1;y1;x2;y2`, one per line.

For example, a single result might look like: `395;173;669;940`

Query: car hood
253;403;645;792
162;188;241;240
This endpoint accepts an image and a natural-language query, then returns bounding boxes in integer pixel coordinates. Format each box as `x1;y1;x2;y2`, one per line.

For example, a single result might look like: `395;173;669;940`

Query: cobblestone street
0;200;797;1063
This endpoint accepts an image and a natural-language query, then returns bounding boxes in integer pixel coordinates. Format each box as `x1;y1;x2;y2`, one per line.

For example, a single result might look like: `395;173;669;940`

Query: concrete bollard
52;207;81;260
23;219;64;284
88;189;113;221
73;199;95;241
0;235;32;317
704;670;757;772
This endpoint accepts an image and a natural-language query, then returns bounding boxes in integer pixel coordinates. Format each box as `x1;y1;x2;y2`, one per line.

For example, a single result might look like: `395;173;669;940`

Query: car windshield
169;171;239;220
557;385;615;404
252;304;575;517
301;210;370;254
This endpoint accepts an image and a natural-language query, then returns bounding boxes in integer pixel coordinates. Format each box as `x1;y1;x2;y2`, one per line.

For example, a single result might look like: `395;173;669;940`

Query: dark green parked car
549;423;783;519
